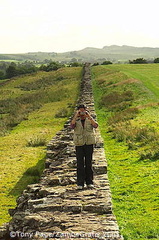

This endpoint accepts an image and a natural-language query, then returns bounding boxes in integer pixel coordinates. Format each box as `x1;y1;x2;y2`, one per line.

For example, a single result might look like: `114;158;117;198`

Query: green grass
0;67;82;225
92;64;159;240
0;68;81;134
104;64;159;99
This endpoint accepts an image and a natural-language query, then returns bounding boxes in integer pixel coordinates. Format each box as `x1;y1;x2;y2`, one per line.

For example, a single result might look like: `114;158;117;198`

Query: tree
69;62;82;67
129;58;147;64
71;58;77;62
5;63;17;78
154;58;159;63
101;61;113;65
39;64;47;71
0;71;4;80
39;61;64;72
5;62;37;79
92;62;99;66
46;62;59;71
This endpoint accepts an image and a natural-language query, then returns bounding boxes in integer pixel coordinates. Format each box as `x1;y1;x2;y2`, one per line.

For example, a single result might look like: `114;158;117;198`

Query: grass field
0;67;82;225
92;64;159;240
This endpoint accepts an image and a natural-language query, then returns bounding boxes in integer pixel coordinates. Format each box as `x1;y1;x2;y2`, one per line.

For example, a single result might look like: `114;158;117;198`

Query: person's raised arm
71;110;80;128
86;111;98;128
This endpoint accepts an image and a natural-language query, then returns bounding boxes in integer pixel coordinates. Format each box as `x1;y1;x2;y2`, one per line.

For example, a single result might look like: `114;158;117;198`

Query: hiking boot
77;185;84;190
87;184;95;189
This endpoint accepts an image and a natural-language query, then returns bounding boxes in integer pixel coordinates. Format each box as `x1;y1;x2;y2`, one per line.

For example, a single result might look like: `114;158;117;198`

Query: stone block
33;204;62;212
83;203;112;214
93;165;107;175
47;177;60;186
63;204;82;213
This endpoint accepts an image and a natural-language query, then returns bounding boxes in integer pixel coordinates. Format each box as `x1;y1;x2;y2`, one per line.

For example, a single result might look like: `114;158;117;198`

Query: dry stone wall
0;63;123;240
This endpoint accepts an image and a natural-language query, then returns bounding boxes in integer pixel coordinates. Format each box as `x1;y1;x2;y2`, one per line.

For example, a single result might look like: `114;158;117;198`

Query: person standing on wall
71;104;98;190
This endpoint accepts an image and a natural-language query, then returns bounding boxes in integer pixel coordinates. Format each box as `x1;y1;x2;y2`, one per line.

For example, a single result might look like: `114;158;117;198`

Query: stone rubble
0;63;123;240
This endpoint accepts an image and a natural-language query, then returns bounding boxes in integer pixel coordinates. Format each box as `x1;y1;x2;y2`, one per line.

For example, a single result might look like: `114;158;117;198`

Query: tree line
0;61;83;80
0;61;38;80
129;57;159;64
1;57;159;80
93;57;159;66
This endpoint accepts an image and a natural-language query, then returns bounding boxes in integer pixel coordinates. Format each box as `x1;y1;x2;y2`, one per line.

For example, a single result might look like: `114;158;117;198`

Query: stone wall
0;63;123;240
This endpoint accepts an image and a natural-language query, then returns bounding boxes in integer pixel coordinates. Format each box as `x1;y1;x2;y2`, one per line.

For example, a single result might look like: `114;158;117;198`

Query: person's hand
74;110;80;119
71;110;80;125
85;111;92;119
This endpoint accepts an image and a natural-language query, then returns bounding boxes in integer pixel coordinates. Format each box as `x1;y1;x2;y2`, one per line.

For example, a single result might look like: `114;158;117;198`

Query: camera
79;111;86;115
79;111;88;116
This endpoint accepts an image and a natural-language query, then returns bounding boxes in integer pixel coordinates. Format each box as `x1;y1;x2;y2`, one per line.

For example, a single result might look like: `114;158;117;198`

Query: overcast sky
1;0;159;53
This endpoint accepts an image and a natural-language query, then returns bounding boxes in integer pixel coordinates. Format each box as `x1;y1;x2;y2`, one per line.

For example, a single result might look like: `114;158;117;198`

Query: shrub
129;58;147;64
139;145;159;161
39;61;64;72
127;140;138;150
0;120;8;136
101;61;113;65
108;108;139;125
111;121;134;142
100;90;134;110
154;58;159;63
26;134;47;147
122;90;134;101
18;77;56;91
55;108;68;118
92;62;99;66
109;119;158;146
135;126;157;143
0;70;5;80
69;62;83;67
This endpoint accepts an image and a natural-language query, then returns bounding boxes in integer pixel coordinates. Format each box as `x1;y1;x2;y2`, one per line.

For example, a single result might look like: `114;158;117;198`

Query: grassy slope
92;64;159;240
0;67;82;225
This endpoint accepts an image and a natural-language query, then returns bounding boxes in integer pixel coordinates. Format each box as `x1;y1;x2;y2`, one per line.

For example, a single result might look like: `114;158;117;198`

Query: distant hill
1;45;159;63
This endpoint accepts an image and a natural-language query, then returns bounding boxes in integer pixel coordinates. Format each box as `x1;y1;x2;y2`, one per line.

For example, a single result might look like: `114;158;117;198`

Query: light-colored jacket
73;118;96;146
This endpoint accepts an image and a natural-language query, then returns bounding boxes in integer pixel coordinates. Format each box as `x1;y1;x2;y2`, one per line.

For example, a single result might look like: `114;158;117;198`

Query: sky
0;0;159;53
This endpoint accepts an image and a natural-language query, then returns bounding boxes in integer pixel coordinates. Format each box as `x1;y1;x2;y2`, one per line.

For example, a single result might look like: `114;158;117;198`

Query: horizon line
1;44;159;55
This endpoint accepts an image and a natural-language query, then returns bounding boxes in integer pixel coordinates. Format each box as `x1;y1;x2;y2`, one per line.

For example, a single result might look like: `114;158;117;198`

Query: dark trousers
75;144;94;186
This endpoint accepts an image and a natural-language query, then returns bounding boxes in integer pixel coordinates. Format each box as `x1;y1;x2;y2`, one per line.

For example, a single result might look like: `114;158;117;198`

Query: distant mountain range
1;45;159;63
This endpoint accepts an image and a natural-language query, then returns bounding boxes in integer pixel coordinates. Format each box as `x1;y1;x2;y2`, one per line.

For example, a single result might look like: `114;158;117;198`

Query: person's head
77;104;88;119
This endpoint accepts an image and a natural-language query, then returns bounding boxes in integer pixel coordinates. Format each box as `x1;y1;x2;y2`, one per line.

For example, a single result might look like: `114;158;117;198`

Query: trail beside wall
0;63;123;240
